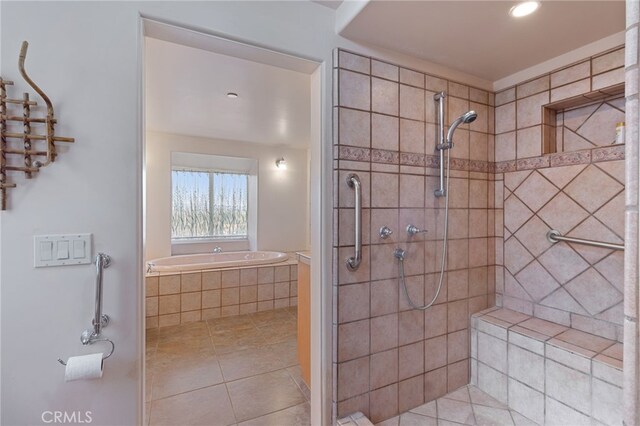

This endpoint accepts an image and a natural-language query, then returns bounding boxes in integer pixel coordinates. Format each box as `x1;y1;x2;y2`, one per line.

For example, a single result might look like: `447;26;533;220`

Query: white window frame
170;152;258;254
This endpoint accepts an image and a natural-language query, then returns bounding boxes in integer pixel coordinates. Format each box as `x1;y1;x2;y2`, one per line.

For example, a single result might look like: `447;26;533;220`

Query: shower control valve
406;224;428;236
379;226;393;239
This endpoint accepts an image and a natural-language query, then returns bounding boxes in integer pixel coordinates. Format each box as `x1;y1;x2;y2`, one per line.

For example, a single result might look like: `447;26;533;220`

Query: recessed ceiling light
226;92;238;98
509;1;540;18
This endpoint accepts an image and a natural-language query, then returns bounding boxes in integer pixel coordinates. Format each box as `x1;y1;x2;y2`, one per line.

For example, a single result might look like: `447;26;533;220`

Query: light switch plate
34;234;92;267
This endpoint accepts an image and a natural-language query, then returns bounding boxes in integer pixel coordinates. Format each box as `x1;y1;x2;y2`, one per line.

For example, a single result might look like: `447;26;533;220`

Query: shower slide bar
346;173;362;271
546;230;624;251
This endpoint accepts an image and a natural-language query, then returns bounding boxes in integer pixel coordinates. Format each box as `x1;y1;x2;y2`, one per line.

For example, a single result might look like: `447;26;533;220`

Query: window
171;168;249;240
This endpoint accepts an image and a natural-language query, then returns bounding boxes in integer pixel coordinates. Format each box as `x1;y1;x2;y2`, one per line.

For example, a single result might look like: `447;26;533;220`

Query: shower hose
397;147;450;310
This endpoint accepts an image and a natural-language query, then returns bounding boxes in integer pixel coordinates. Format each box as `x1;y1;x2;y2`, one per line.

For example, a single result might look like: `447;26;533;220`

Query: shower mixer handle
406;224;427;236
394;248;405;261
379;226;393;239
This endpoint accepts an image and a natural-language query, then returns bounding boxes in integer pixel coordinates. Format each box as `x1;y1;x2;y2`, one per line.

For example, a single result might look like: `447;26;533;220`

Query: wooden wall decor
0;41;74;210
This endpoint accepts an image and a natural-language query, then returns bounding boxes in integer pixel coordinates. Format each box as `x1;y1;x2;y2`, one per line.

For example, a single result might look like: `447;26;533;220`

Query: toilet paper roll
64;353;104;382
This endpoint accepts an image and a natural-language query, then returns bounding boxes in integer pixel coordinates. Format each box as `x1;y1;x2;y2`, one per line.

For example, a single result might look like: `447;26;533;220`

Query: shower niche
541;82;625;155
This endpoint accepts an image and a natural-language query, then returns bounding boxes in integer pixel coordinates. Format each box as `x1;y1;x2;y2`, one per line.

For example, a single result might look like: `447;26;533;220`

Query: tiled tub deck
471;307;622;425
145;258;298;328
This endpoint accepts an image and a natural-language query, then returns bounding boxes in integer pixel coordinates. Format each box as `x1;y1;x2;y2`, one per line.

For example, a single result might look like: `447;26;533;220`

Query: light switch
56;241;70;260
34;234;92;267
73;240;86;259
40;241;53;261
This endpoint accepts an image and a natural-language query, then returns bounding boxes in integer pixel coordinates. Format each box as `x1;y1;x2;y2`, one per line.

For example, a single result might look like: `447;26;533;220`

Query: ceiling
338;1;625;81
311;0;344;9
145;38;311;148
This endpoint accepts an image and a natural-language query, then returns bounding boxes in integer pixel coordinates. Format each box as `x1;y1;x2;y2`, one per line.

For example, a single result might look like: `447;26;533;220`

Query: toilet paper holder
57;338;114;366
57;253;115;366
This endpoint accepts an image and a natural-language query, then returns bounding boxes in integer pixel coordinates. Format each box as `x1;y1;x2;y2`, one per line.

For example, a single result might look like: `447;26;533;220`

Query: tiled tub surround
333;49;497;423
494;46;626;342
471;307;623;425
145;259;298;328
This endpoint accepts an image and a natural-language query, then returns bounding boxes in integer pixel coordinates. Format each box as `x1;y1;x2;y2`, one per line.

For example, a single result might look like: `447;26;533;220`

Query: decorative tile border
468;160;491;173
549;150;591;167
494;145;624;173
337;145;494;173
400;152;426;167
516;156;550;171
492;161;516;173
593;144;625;162
337;146;370;162
371;148;399;164
338;144;623;173
425;155;439;169
338;144;624;174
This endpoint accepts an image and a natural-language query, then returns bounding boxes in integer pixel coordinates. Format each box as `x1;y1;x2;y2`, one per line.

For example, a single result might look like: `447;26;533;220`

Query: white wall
0;2;496;425
146;131;310;260
1;3;142;425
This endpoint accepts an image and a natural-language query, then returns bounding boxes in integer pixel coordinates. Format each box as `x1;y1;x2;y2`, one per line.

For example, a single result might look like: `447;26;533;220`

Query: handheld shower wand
398;94;478;311
434;97;477;197
446;110;478;146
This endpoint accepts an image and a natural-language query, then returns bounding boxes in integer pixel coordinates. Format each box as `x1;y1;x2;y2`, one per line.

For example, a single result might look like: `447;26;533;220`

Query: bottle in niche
614;122;625;144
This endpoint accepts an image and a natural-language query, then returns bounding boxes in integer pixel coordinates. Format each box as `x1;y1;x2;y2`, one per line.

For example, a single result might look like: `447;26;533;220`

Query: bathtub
147;251;288;273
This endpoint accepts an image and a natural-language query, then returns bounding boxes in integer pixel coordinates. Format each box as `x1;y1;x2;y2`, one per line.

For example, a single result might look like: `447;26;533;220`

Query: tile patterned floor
376;385;539;426
145;307;310;426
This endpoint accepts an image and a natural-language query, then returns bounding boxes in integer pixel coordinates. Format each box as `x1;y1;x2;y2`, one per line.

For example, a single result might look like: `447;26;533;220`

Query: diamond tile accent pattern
500;162;624;341
378;385;535;426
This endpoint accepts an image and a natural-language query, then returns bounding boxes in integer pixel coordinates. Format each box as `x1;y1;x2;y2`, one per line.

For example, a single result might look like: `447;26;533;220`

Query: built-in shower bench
471;307;622;426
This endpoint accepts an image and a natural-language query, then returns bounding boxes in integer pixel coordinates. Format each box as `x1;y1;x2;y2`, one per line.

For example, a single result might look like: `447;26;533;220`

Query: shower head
461;110;478;124
446;110;477;143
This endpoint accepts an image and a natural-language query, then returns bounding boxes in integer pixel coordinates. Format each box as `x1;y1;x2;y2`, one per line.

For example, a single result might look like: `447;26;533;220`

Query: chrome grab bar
546;230;624;251
58;253;115;366
346;173;362;270
92;253;111;336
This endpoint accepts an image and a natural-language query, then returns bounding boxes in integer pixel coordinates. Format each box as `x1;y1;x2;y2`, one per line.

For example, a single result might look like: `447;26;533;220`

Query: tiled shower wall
494;46;626;342
332;50;496;423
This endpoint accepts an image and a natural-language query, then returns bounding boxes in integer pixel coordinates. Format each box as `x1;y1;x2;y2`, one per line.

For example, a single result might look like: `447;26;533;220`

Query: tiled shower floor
376;385;538;426
145;307;310;426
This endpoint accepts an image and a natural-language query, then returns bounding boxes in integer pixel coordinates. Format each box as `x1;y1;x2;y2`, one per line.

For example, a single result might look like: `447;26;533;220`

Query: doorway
140;18;326;425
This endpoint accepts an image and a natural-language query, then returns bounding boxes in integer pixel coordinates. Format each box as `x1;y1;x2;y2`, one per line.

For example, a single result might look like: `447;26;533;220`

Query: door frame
138;16;333;425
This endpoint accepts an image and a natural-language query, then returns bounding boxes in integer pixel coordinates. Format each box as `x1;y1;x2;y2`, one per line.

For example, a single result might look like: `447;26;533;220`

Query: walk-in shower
397;91;477;310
